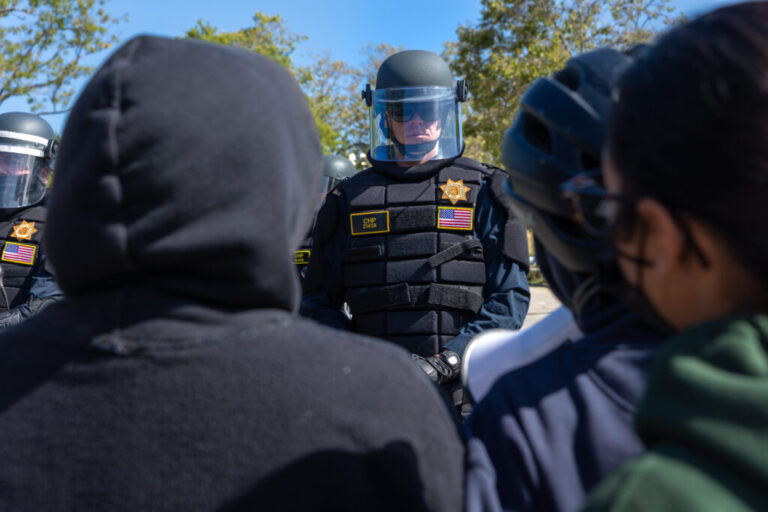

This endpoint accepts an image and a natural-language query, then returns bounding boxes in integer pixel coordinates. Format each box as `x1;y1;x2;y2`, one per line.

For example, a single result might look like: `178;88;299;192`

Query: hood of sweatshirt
636;314;768;484
46;35;322;313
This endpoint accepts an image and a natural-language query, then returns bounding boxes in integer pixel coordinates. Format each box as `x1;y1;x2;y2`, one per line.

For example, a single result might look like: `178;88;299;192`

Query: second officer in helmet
302;50;530;386
294;154;357;281
0;111;62;328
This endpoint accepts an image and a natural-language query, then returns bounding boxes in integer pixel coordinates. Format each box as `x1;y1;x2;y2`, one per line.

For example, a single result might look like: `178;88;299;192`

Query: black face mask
596;248;676;336
535;238;602;328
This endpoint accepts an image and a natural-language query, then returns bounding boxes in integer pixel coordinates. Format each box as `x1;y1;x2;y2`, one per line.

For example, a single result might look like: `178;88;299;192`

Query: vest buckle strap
346;283;412;314
427;239;482;268
425;284;484;314
342;245;384;262
346;282;484;315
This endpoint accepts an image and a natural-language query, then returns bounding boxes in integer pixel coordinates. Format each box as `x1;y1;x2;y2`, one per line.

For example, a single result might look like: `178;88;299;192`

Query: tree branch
32;107;72;116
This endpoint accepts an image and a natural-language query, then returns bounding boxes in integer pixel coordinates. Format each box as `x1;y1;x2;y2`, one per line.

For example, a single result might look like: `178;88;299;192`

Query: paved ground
523;285;561;328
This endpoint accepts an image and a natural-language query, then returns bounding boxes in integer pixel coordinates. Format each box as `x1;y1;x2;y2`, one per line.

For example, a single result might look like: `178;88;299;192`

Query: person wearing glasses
463;48;668;512
583;3;768;509
302;50;530;403
0;112;63;328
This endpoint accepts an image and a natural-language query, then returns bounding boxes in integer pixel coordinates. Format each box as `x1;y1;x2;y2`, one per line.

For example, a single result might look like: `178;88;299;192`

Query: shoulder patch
439;179;471;205
437;206;474;230
10;220;38;241
350;210;390;236
2;241;37;266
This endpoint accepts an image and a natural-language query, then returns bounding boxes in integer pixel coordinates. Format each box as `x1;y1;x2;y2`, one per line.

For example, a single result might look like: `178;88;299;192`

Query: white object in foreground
462;306;583;403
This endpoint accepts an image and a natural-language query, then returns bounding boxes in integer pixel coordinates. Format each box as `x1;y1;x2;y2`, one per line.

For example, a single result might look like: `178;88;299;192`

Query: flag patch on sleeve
1;242;36;265
437;207;473;230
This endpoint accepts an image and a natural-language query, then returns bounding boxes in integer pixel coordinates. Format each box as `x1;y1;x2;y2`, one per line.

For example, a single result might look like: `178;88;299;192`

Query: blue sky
4;0;740;133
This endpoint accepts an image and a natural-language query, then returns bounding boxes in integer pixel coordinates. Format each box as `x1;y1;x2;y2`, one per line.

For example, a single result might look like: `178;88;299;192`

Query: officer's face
388;112;442;145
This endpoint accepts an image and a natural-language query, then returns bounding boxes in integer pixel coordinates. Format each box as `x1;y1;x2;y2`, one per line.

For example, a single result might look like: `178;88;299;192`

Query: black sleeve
300;192;350;329
488;169;529;272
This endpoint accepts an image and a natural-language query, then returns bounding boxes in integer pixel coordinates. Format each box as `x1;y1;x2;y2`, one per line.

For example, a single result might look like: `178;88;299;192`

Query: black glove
412;350;461;385
0;308;23;329
27;296;59;314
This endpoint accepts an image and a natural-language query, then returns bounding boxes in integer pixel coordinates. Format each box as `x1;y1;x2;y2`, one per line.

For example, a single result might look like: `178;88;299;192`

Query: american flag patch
2;242;36;266
437;207;473;230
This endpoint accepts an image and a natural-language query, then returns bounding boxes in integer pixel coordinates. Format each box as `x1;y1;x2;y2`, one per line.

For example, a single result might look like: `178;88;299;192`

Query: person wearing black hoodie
463;48;666;512
0;35;464;511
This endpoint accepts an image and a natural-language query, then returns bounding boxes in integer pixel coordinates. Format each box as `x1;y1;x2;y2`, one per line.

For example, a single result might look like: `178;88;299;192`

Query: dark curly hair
608;1;768;284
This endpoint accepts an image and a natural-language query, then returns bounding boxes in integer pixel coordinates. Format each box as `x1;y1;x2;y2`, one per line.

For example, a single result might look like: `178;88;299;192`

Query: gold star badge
11;221;38;241
440;178;471;205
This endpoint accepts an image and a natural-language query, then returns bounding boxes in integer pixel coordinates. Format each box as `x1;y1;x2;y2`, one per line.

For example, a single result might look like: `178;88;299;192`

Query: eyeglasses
561;170;709;267
388;102;442;123
560;171;621;237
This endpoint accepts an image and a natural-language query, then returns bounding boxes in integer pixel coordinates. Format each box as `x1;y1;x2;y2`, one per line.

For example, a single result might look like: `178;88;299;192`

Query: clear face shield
321;176;332;194
369;86;463;163
0;145;51;208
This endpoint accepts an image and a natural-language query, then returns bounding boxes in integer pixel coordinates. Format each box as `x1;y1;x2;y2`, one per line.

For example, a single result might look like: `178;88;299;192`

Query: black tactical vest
338;159;492;356
0;205;47;311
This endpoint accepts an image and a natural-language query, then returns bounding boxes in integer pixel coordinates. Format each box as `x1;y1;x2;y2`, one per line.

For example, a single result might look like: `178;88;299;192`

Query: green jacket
583;315;768;511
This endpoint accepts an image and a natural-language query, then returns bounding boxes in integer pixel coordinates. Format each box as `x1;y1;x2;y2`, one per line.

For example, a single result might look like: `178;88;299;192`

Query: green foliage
448;0;685;161
0;0;122;113
308;43;402;168
182;3;685;167
186;11;402;162
184;13;310;81
303;53;352;159
185;17;401;164
185;12;340;152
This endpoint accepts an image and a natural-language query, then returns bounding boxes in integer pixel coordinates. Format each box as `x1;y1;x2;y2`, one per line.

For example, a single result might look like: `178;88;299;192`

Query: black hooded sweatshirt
0;35;464;512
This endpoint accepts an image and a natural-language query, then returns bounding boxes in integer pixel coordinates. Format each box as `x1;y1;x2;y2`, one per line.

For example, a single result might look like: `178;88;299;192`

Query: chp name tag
349;210;390;236
293;250;311;265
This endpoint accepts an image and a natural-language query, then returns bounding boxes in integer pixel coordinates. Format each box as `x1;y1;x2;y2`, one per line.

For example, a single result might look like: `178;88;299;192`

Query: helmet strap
391;136;439;160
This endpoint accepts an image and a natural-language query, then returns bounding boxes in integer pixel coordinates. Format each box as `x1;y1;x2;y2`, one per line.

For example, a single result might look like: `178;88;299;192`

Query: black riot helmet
0;112;57;209
362;50;468;164
322;154;356;192
501;48;633;273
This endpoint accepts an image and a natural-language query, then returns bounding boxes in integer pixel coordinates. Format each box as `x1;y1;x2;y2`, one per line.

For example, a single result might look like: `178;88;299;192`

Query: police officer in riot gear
302;50;530;389
295;154;358;278
0;112;63;328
